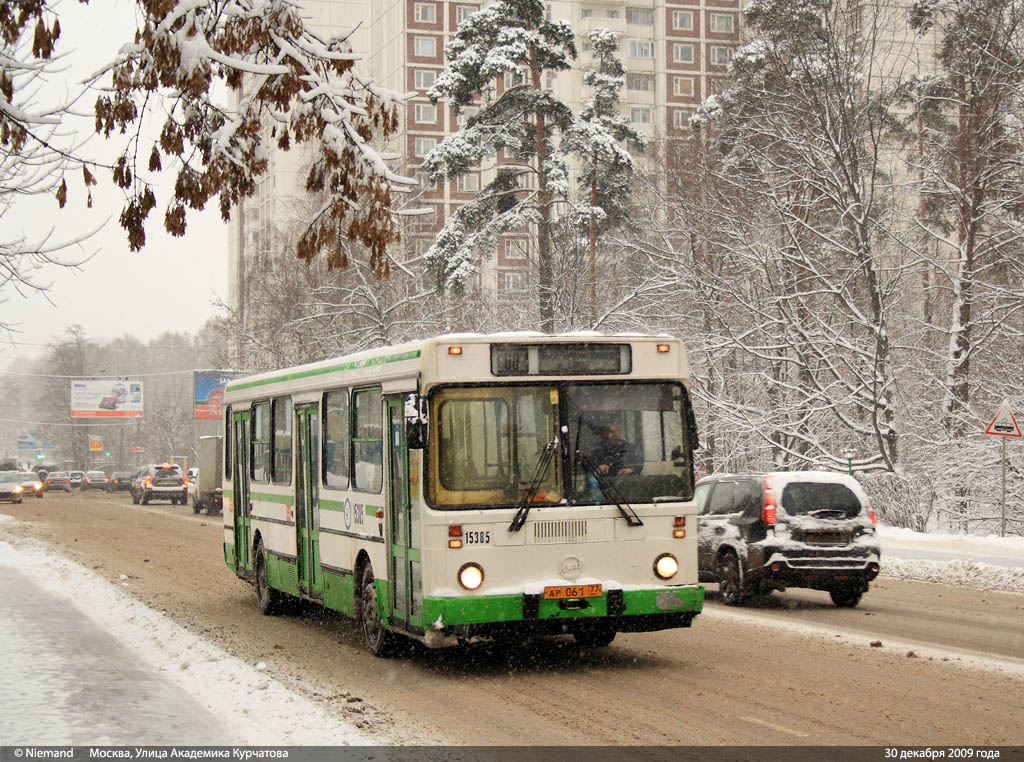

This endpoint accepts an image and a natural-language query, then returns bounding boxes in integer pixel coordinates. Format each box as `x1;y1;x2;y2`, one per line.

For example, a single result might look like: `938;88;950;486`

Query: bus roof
223;332;687;402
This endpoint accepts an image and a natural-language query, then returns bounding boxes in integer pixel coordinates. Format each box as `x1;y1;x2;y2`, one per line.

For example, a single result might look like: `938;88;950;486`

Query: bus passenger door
295;405;323;598
387;398;422;633
232;410;252;572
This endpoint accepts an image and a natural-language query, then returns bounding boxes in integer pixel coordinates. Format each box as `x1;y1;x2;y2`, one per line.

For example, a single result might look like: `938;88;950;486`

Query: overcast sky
1;0;229;364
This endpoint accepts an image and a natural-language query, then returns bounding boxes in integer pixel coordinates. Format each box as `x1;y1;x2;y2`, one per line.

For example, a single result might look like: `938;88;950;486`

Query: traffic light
104;450;111;457
35;450;44;460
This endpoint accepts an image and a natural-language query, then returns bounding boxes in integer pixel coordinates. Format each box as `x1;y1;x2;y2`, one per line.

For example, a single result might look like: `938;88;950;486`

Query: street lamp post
842;449;856;476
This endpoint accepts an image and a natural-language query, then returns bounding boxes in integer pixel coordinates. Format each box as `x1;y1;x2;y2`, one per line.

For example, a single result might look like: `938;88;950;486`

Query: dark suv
695;471;880;607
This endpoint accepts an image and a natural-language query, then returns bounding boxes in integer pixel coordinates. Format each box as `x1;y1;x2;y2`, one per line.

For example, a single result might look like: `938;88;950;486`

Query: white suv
131;463;188;506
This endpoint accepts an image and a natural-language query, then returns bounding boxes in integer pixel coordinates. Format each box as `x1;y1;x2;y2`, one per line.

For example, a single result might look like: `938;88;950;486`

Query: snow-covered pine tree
422;0;576;333
561;27;645;324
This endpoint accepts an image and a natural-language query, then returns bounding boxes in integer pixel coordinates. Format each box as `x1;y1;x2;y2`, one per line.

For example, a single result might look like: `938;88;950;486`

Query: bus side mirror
405;393;428;450
407;420;427;450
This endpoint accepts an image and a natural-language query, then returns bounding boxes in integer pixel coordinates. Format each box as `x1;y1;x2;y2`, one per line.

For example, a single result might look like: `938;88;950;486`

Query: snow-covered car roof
699;470;871;505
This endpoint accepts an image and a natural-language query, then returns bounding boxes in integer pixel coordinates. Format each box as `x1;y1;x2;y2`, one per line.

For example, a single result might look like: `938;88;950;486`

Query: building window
625;7;654;25
414;103;437;123
710;13;735;33
673;43;695;64
456;105;479;128
504;68;526;88
606;10;619;19
417;171;435;190
626;73;654;91
414;36;437;57
630;107;651;124
414;137;437;157
673;109;694;129
414;3;436;23
581;8;593;17
456;173;479;192
352;388;382;492
456;6;476;26
673;76;694;96
710;46;732;66
628;40;654;59
322;390;349;489
505;239;528;260
414;69;437;90
672;10;694;31
503;271;527;292
272;396;292;485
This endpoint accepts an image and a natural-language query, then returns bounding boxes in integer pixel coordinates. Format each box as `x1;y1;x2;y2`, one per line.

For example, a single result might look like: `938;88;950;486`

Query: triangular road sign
985;401;1022;438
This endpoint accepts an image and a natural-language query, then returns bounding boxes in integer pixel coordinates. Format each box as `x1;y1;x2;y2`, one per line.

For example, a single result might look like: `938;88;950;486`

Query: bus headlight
458;563;484;591
654;553;679;580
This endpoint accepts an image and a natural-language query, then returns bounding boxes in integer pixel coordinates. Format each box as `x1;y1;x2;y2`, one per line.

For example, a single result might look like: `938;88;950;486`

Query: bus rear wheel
359;564;398;657
255;539;281;615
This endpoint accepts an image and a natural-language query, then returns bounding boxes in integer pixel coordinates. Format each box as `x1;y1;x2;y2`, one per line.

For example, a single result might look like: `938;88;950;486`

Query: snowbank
877;524;1024;594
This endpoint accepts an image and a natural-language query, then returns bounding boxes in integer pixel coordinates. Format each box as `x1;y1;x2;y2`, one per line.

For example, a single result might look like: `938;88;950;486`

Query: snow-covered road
1;513;1021;746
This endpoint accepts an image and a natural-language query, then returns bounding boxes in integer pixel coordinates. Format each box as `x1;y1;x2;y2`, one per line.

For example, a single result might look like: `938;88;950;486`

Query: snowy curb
0;525;379;745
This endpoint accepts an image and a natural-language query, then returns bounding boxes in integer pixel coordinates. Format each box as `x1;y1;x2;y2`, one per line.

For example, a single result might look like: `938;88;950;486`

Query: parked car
131;463;188;505
109;471;134;492
0;471;25;502
45;471;72;492
18;471;44;498
82;470;110;492
695;471;881;608
68;470;85;488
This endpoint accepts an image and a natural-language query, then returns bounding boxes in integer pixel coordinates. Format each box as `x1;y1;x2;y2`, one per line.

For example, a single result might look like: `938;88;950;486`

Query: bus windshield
428;382;695;509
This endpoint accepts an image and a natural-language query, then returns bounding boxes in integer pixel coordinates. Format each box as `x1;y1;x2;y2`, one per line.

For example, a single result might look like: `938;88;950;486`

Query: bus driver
590;421;643;476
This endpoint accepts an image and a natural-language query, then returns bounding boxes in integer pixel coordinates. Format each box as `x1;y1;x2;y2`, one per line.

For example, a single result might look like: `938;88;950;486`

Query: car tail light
145;476;152;487
182;477;189;486
866;497;876;524
762;477;777;525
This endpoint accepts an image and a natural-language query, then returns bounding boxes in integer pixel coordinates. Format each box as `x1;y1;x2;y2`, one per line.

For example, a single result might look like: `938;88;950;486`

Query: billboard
70;378;144;418
194;370;247;419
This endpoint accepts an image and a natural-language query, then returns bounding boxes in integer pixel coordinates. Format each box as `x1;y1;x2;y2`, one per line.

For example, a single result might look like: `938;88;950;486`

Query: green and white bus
222;333;704;655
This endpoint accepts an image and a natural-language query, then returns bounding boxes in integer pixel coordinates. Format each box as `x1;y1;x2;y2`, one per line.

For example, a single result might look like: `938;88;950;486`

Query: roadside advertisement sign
89;439;103;451
194;370;247;420
70;378;144;418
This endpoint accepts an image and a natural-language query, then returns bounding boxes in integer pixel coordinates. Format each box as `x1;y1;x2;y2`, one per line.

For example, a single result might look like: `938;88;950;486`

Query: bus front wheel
359;564;398;657
255;539;281;615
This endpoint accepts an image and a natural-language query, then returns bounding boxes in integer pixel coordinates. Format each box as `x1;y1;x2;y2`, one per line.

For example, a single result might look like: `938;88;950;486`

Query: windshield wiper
509;436;558;532
577;454;643;527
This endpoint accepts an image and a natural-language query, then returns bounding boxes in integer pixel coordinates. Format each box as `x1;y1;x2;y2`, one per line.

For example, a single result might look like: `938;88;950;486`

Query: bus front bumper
422;584;704;640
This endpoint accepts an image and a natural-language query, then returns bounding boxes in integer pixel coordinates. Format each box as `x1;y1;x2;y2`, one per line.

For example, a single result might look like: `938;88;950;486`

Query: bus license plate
543;584;602;600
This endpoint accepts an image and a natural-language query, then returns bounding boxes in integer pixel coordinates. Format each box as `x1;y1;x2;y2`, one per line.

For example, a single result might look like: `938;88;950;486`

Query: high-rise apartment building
227;0;740;317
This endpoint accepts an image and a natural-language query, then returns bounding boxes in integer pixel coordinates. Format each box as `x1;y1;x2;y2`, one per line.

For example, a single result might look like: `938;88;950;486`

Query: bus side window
323;389;350;489
252;402;271;483
272;397;292;485
353;388;382;492
224;406;232;479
